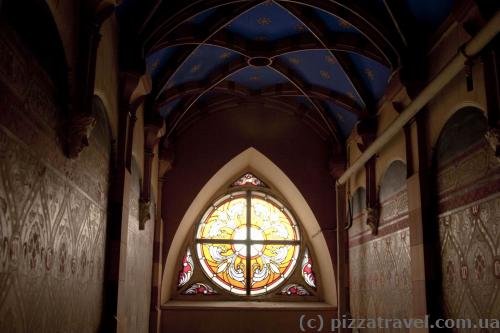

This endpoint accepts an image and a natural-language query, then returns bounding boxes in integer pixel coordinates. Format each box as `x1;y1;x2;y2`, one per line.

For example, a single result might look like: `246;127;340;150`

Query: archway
161;147;337;305
433;107;500;328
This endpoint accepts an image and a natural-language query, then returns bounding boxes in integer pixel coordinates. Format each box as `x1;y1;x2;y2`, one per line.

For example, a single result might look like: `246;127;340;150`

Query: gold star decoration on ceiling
249;76;260;81
257;17;272;26
346;92;355;100
365;68;375;81
190;64;202;73
338;18;351;28
325;56;337;65
320;70;332;79
150;59;160;71
288;57;300;65
335;112;345;122
295;23;306;32
219;52;231;60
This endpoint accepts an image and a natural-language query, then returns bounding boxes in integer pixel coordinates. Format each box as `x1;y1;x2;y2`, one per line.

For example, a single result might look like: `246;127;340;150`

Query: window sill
161;300;336;311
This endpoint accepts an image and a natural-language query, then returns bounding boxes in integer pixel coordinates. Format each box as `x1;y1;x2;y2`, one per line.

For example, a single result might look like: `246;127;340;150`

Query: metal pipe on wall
337;10;500;186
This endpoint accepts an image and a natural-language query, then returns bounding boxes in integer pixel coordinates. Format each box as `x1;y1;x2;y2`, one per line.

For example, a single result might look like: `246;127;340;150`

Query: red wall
161;104;338;279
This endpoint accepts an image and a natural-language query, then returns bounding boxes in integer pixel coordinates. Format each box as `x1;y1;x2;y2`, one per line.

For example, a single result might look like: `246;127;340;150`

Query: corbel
120;70;148;170
139;105;163;230
356;117;380;235
482;40;500;160
64;2;115;159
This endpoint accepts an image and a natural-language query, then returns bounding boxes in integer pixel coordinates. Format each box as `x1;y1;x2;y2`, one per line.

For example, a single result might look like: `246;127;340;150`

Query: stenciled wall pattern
349;161;411;331
122;160;155;333
436;108;500;330
0;26;110;332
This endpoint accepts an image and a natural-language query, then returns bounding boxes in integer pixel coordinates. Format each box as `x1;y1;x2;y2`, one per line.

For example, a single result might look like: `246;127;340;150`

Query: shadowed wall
0;24;110;332
435;108;500;328
349;161;412;331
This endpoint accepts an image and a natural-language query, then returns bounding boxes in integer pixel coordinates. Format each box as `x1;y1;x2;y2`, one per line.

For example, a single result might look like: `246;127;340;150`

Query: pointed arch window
174;173;319;299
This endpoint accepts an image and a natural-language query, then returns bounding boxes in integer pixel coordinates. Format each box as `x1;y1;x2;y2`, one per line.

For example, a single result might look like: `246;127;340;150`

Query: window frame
172;172;321;302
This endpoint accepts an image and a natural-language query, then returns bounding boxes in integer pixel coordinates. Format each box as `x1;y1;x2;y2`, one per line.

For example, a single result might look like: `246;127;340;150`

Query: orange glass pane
196;243;247;295
196;195;247;240
250;244;300;295
250;196;299;241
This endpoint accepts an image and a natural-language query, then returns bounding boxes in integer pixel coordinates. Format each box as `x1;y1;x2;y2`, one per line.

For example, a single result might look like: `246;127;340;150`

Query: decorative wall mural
349;161;411;330
0;30;109;333
436;108;500;330
349;228;411;325
122;160;155;333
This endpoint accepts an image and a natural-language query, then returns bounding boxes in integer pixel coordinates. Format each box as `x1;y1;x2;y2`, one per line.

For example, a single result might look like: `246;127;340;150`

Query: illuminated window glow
195;191;300;296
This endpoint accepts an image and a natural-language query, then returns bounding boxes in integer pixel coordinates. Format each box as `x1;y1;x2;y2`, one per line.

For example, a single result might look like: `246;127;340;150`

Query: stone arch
379;160;407;202
433;106;499;327
161;147;337;305
93;90;117;142
350;186;366;218
91;95;113;155
430;101;486;150
2;0;69;103
434;107;488;169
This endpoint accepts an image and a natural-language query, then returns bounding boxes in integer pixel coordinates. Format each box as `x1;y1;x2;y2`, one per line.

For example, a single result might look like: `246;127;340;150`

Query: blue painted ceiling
124;0;457;141
277;50;364;105
226;66;288;90
313;8;361;34
347;52;392;101
165;45;241;88
226;2;307;41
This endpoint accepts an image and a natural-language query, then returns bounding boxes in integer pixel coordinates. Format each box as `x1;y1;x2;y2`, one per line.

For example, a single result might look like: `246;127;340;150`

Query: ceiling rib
163;60;249;137
277;2;374;110
143;0;404;142
270;59;343;142
279;0;401;67
152;30;388;66
175;95;333;141
153;1;266;99
159;81;363;116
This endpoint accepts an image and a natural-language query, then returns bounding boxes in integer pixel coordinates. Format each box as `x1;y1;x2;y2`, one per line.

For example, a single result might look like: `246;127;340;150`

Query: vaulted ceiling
117;0;455;143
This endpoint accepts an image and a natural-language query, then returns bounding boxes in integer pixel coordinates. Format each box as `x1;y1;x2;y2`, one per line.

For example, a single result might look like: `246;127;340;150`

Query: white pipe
337;10;500;185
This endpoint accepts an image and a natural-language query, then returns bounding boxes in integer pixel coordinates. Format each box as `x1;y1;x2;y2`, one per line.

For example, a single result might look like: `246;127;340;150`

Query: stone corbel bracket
64;2;115;159
139;110;163;230
365;205;380;235
485;127;500;160
356;117;380;235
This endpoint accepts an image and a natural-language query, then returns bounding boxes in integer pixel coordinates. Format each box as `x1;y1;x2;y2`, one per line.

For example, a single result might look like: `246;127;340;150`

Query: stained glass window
177;248;194;288
231;173;267;187
302;248;317;288
195;190;301;296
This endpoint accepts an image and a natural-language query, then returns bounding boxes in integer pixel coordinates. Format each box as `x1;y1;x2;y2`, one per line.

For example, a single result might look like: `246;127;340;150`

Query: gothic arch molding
161;147;337;305
2;0;69;98
430;101;486;149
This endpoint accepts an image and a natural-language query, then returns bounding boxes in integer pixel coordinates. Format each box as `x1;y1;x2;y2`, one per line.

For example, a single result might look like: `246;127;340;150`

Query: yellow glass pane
250;197;299;241
250;244;300;295
196;243;247;295
196;196;247;240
